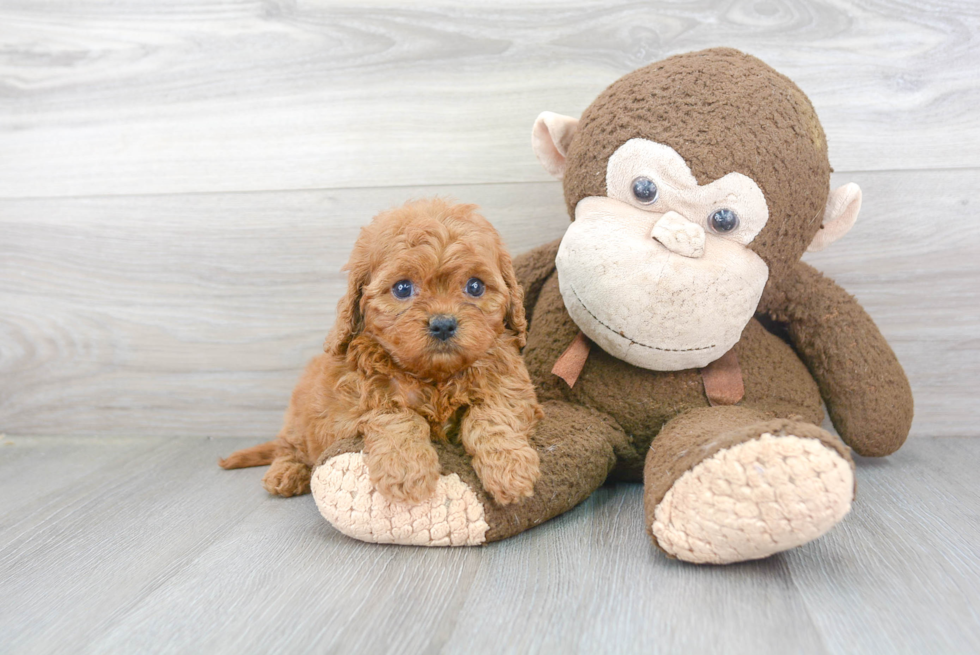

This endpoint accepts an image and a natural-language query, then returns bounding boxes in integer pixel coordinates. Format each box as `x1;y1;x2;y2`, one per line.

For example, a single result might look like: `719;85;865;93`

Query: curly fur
220;198;542;505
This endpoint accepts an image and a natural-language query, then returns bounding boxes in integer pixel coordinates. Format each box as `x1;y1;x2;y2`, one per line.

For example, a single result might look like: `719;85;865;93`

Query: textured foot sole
311;452;489;546
652;434;853;564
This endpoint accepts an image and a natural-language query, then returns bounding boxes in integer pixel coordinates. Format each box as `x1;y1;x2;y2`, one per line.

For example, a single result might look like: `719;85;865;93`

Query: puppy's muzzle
428;315;458;342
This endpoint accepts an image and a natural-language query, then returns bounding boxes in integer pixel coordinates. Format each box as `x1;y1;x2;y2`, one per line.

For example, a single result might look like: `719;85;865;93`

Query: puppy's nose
428;315;458;342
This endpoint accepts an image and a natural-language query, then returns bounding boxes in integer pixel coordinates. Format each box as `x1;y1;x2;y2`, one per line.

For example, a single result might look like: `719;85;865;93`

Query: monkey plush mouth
569;286;715;353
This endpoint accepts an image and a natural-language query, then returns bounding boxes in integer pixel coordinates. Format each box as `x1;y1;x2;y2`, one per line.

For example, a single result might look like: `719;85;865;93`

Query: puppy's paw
366;444;441;504
262;458;312;497
474;444;540;506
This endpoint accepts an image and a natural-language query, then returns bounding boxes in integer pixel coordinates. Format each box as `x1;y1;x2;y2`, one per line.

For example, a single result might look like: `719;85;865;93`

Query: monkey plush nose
651;211;705;258
428;315;458;341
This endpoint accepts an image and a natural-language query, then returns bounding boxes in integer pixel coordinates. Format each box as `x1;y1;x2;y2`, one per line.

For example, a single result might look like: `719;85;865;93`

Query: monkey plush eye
392;280;414;300
709;208;739;233
631;177;659;204
465;277;485;297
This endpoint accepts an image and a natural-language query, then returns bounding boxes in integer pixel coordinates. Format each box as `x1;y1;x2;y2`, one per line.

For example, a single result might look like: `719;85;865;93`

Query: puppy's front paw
474;445;540;506
366;444;441;504
263;458;312;497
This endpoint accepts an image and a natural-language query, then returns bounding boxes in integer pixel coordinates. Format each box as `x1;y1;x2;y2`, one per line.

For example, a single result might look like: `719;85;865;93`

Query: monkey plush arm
760;261;913;457
512;238;561;328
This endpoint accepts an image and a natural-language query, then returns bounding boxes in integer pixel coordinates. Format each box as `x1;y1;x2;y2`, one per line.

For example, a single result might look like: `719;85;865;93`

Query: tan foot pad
310;453;489;547
652;434;853;564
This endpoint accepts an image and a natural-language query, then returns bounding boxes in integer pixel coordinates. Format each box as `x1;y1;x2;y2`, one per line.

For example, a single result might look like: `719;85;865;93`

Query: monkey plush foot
311;452;489;546
648;431;854;564
311;400;623;546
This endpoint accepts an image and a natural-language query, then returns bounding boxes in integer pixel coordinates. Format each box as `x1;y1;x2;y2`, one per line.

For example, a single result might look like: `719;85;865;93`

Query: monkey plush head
532;48;862;371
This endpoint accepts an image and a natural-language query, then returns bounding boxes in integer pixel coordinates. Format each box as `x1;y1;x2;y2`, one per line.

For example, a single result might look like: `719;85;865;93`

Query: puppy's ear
498;248;528;348
324;249;371;357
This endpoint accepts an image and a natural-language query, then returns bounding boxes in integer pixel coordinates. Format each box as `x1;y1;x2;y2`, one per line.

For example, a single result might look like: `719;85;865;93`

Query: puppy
220;198;542;506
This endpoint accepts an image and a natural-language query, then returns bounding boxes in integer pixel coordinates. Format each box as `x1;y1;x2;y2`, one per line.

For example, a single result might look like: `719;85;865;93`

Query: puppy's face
332;200;523;381
363;247;507;380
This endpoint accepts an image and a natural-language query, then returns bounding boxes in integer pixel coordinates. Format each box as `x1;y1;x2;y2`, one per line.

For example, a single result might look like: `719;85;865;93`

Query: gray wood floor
0;435;977;655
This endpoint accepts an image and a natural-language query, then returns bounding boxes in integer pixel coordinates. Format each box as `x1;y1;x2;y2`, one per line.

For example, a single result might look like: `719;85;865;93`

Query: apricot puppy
221;198;542;506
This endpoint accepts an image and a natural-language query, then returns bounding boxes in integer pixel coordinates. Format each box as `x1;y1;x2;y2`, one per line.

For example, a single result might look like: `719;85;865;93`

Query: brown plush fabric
516;254;826;473
760;261;914;456
562;47;831;284
481;400;629;542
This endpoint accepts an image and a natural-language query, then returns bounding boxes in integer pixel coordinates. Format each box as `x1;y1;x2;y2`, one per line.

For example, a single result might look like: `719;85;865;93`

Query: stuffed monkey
311;48;913;563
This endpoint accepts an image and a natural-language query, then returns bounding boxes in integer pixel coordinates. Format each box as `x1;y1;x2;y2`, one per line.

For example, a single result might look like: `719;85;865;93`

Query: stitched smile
569;286;715;353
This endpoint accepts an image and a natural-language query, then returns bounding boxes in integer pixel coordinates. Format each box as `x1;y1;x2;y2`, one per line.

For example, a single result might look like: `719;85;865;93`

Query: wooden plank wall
1;0;978;438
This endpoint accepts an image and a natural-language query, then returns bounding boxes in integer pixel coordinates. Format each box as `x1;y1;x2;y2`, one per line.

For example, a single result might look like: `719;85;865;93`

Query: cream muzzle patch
555;139;771;372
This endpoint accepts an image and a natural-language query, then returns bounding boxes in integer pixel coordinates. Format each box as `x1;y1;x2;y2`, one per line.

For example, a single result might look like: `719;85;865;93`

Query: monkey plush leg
310;400;625;546
645;407;855;564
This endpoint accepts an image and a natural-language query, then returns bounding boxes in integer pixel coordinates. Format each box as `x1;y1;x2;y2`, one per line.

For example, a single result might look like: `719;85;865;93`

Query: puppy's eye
631;177;658;204
464;278;485;297
709;208;739;233
392;280;414;300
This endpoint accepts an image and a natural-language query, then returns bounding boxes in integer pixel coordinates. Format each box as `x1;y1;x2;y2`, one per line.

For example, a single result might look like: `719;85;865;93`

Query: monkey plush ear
532;112;580;179
807;183;862;252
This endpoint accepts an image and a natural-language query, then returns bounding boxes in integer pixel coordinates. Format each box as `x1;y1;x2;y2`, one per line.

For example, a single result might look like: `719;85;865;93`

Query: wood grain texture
0;182;570;437
0;435;977;654
1;0;978;198
1;170;974;438
803;169;980;438
788;440;980;653
0;435;164;525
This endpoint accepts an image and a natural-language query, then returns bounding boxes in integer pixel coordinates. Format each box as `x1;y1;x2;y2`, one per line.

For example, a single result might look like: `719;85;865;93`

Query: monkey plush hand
313;48;913;563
